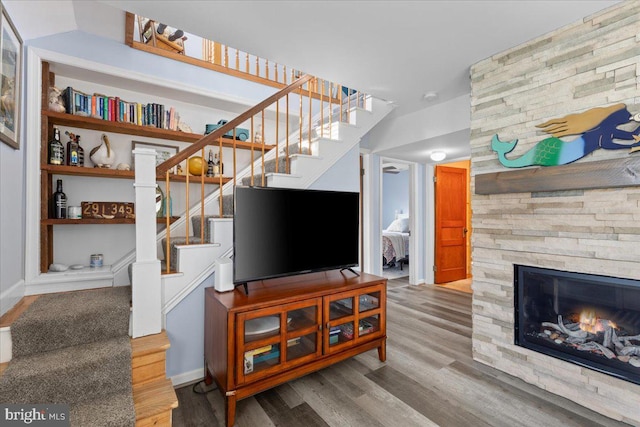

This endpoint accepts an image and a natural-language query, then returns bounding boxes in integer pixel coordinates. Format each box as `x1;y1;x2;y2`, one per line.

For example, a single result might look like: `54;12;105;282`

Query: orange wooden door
434;165;467;283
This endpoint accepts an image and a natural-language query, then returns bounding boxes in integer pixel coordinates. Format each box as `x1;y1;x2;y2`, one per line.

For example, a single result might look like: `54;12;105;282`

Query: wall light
430;151;446;162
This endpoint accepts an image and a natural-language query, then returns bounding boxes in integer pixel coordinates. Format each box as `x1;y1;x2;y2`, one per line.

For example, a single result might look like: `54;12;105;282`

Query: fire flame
579;309;617;333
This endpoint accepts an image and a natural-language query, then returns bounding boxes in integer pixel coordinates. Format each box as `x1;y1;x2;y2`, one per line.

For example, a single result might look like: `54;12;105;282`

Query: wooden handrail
156;74;313;175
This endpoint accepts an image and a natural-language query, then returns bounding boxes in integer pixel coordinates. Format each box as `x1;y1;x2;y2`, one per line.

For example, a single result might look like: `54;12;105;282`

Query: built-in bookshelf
39;60;268;272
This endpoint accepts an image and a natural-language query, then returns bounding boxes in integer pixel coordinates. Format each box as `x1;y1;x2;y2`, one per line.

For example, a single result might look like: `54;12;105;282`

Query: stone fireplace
470;2;640;424
515;265;640;385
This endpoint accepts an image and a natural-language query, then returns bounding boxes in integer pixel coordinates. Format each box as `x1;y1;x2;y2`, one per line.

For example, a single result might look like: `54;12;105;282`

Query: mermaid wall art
491;103;640;168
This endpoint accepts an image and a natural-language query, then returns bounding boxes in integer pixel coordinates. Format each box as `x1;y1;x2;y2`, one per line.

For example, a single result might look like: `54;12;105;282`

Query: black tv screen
233;186;359;284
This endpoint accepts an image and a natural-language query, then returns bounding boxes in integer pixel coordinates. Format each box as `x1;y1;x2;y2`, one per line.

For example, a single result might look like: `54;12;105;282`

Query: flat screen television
233;186;360;286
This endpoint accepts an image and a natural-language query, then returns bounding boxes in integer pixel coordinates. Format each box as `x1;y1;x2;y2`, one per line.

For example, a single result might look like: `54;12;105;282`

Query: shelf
42;218;135;225
44;110;276;150
42;164;232;185
157;216;180;224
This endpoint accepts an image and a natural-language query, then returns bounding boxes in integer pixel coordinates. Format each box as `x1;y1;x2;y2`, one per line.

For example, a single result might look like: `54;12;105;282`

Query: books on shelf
60;86;182;131
243;345;280;374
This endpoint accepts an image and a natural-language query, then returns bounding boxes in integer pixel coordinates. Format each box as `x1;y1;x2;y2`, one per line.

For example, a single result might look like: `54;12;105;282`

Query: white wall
382;169;408;229
0;139;25;316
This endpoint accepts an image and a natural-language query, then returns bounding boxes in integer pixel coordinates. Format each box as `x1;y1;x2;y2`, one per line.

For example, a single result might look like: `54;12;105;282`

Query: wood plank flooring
172;278;630;426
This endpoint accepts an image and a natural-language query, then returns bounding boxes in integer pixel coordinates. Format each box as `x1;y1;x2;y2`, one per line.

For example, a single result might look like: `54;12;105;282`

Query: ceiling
102;1;618;116
99;0;618;164
6;0;620;164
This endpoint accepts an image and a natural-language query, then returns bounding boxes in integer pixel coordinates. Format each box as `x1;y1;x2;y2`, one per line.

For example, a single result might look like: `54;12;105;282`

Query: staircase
0;288;178;426
157;94;392;300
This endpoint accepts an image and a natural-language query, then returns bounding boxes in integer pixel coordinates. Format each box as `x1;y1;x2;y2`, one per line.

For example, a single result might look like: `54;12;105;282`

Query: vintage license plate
81;201;135;219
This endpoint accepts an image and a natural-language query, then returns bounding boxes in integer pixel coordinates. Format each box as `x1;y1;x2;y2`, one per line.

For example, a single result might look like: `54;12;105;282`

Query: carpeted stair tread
71;390;135;427
0;335;132;405
11;287;131;358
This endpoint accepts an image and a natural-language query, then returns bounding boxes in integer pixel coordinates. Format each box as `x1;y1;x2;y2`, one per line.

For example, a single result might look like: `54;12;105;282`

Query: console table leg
378;339;386;362
225;392;237;427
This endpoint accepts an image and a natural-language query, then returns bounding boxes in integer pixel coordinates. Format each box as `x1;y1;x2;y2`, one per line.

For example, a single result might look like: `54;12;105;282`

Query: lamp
430;151;446;162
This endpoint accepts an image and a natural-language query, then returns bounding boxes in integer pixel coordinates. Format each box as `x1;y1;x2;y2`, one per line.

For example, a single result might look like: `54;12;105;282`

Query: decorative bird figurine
90;134;115;168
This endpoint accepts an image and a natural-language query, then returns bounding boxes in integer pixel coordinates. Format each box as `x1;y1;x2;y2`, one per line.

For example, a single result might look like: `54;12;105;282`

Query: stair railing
154;75;367;274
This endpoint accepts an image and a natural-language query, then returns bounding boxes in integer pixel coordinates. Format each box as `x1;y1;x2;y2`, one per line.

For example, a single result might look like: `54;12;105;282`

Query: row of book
243;344;280;374
60;86;183;131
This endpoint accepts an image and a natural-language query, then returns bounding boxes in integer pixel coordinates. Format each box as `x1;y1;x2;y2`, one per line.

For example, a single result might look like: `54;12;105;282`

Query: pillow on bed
386;217;409;233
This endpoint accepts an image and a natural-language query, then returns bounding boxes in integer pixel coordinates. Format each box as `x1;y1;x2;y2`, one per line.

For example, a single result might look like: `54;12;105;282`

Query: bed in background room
382;216;409;269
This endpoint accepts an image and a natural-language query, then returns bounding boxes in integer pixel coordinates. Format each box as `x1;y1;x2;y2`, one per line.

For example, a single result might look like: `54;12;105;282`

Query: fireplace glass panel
515;265;640;385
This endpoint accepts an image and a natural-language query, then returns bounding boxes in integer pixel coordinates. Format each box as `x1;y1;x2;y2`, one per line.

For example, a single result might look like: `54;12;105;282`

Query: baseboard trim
25;279;112;296
170;368;205;388
0;279;25;318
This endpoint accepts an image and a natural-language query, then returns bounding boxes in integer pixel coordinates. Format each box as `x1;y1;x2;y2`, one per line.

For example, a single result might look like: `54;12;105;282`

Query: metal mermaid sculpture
491;103;640;168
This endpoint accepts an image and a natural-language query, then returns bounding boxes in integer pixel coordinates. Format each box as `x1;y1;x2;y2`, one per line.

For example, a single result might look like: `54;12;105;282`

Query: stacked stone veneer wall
470;2;640;424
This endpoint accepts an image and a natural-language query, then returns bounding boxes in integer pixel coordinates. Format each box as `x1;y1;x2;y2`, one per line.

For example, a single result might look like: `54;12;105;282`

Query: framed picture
0;2;22;149
132;141;179;173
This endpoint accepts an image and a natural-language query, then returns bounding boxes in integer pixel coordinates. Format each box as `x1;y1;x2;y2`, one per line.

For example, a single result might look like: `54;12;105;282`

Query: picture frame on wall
0;2;22;149
132;140;179;173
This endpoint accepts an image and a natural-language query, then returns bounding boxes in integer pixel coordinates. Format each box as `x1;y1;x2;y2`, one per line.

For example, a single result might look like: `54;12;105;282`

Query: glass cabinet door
358;291;380;313
285;302;322;363
325;292;357;353
236;305;285;384
324;285;386;354
239;311;283;381
329;296;354;321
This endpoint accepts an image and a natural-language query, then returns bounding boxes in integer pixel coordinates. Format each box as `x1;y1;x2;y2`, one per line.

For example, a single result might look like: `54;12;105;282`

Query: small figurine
116;163;130;171
90;134;116;168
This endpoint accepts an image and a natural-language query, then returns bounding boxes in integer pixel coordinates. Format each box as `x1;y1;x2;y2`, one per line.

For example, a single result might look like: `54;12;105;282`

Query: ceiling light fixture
430;151;446;162
423;91;438;102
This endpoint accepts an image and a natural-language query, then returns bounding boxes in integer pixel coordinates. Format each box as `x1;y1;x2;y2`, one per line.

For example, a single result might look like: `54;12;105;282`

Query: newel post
131;148;162;338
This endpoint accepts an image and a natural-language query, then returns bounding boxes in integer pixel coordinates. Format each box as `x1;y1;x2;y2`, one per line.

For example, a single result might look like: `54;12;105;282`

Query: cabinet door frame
236;297;321;385
323;283;386;355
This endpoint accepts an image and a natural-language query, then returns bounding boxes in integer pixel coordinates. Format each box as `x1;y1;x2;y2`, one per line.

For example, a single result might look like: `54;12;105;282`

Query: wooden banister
156;74;313;175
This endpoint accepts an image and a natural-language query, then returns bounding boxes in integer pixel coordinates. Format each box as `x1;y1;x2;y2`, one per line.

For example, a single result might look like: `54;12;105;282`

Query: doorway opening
381;159;411;281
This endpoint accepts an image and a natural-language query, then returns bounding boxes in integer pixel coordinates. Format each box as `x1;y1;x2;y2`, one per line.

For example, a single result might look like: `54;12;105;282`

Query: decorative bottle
162;193;172;217
52;179;67;219
213;153;221;176
65;131;79;166
206;149;214;177
48;127;64;165
76;135;85;166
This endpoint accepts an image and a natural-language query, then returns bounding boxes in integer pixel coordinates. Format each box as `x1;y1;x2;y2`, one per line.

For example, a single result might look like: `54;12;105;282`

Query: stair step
10;287;131;358
0;295;39;328
161;236;204;271
71;390;136;427
131;330;170;387
134;378;178;427
0;335;132;405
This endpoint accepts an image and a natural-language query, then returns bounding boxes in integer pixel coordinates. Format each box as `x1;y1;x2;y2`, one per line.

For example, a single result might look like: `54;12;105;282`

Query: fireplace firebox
515;265;640;385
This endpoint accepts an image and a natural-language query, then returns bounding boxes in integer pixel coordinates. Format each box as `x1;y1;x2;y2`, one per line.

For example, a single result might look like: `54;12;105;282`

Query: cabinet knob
318;324;323;331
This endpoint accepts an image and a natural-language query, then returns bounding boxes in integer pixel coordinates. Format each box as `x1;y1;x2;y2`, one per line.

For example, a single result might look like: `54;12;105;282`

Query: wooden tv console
204;271;387;426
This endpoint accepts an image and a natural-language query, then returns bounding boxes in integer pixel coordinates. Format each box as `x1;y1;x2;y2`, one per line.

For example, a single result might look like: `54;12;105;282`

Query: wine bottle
52;179;67;219
206;149;214;177
65;131;79;166
76;135;84;166
48;127;64;165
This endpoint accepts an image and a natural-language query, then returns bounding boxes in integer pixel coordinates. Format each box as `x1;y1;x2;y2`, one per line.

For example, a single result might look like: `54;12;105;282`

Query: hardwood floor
173;279;629;426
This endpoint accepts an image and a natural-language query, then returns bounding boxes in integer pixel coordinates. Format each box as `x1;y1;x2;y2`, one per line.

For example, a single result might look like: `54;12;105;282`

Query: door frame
377;156;418;284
